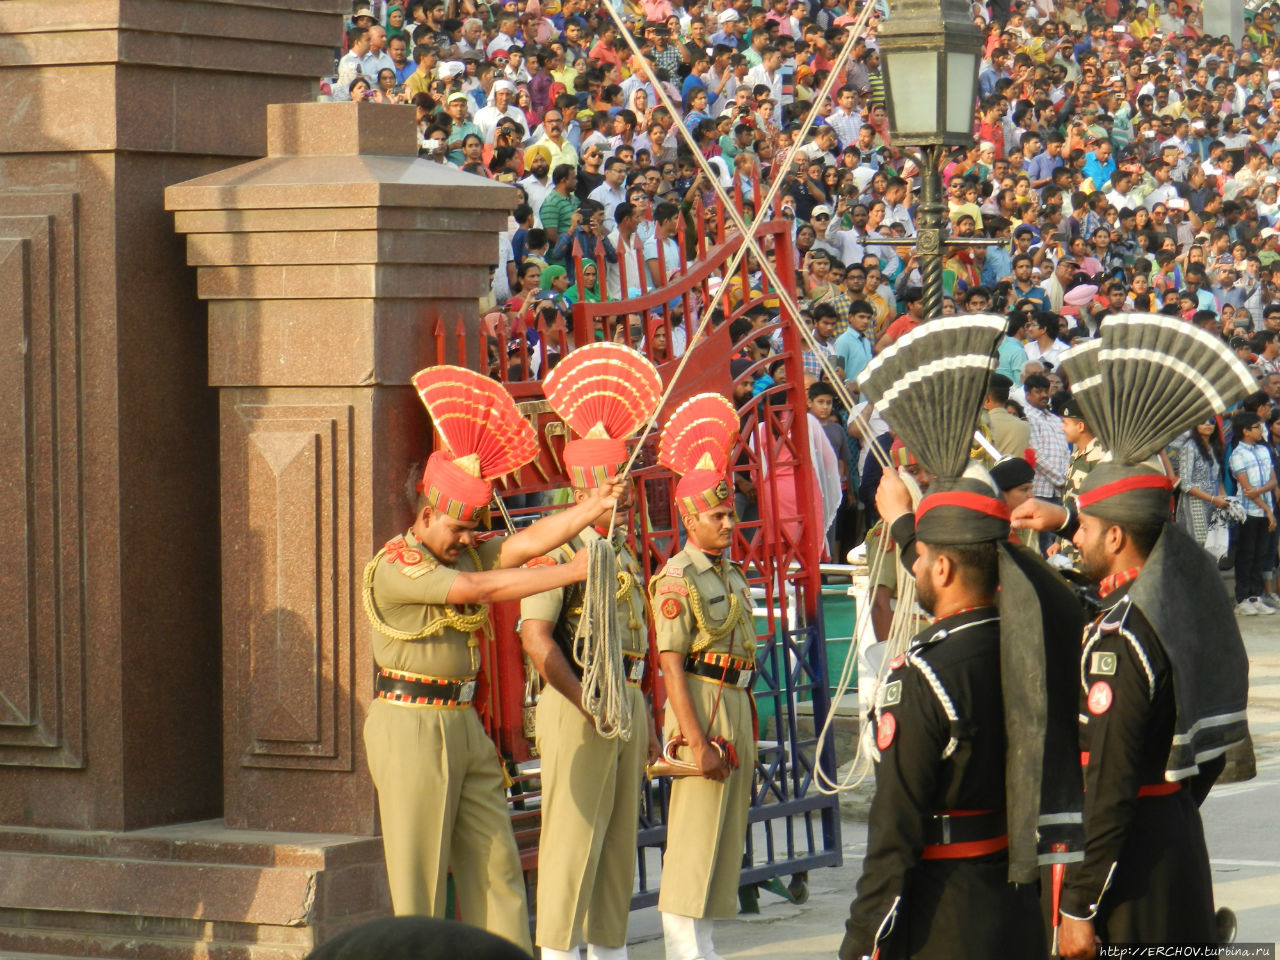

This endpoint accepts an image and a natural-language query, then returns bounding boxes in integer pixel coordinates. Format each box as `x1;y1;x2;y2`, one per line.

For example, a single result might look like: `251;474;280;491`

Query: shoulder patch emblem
880;679;903;707
1090;651;1117;676
876;711;896;750
384;537;423;566
384;536;433;577
660;597;683;620
1087;680;1113;715
658;582;689;597
524;555;558;568
888;654;906;671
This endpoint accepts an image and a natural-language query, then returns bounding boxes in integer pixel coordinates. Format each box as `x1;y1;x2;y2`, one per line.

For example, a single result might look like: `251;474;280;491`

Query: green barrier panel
750;588;857;738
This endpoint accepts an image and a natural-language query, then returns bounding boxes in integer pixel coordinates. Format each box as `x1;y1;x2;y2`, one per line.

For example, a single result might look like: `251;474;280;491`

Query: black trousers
1234;514;1270;601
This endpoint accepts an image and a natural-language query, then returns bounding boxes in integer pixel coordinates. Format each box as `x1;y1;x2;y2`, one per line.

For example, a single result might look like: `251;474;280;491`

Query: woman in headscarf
385;5;409;44
522;0;558;44
536;263;573;314
565;257;604;305
627;87;651;126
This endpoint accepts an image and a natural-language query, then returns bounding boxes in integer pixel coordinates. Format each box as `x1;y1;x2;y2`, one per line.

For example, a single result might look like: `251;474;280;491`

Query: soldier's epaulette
383;536;437;579
1097;594;1133;633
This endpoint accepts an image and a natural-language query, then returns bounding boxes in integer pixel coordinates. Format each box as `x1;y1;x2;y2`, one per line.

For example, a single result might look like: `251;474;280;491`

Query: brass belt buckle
458;680;477;703
735;669;753;689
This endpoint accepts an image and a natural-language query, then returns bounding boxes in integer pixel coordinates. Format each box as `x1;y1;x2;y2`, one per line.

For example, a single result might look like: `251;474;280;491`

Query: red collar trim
930;604;990;625
916;492;1011;523
1077;473;1173;510
1098;565;1144;599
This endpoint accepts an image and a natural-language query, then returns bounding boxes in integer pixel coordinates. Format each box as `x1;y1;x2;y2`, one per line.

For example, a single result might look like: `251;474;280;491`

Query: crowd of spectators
327;0;1280;613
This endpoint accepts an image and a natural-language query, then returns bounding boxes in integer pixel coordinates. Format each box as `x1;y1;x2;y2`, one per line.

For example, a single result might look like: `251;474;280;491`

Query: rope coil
573;538;634;740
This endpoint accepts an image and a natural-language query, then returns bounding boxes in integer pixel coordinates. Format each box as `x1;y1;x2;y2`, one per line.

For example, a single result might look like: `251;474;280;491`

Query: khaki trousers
363;699;531;952
657;680;755;919
535;683;648;950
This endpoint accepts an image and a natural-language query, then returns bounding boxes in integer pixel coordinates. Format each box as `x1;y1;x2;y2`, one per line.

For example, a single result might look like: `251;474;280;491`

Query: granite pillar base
0;821;389;960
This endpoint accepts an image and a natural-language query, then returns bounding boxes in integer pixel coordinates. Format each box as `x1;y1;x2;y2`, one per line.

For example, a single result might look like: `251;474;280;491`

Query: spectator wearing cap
444;92;481;165
709;8;742;50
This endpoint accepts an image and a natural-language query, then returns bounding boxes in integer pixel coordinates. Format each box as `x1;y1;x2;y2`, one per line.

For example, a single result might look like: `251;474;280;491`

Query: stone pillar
0;0;342;833
1203;0;1243;41
166;101;516;834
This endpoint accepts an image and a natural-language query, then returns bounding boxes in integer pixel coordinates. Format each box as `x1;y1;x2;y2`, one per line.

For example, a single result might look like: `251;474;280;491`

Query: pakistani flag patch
880;679;902;707
1090;651;1118;676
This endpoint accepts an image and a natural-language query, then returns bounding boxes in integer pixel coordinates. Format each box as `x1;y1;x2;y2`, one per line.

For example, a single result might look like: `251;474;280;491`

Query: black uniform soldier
1012;319;1255;958
840;317;1084;960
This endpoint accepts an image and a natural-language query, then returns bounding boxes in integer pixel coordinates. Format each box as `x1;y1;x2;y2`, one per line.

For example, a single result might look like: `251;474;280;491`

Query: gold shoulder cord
361;545;494;673
686;581;753;655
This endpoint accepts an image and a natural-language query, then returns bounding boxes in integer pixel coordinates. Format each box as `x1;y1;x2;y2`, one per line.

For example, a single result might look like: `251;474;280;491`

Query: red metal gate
432;188;843;902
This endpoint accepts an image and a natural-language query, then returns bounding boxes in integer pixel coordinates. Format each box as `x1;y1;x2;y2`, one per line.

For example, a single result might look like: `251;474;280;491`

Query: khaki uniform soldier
362;365;624;952
522;528;653;960
650;393;756;960
520;342;664;960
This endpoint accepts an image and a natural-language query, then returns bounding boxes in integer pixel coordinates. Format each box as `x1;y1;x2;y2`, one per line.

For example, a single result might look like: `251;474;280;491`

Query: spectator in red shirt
975;96;1005;160
874;286;924;352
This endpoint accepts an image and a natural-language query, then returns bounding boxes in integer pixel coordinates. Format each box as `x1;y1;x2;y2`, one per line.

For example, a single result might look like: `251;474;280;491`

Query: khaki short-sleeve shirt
649;544;755;661
520;528;649;657
367;530;505;679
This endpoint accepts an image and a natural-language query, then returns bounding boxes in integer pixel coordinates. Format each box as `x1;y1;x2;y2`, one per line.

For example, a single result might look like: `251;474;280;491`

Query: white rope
815;471;922;794
573;537;633;740
598;0;892;479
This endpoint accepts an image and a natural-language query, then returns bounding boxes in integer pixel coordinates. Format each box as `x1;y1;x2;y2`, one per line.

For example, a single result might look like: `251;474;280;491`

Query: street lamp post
877;0;983;320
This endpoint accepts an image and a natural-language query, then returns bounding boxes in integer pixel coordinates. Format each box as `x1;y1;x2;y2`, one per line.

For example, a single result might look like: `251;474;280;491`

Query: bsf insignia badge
1090;651;1117;676
660;597;683;620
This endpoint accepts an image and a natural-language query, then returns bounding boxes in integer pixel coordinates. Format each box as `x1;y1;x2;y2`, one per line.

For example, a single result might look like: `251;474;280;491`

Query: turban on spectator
524;143;552;169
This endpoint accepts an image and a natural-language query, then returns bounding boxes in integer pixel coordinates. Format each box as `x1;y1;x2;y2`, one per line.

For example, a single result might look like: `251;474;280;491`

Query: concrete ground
621;614;1280;959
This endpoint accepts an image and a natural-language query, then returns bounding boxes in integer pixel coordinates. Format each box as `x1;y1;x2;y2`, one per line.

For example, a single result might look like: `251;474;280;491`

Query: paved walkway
624;614;1280;958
